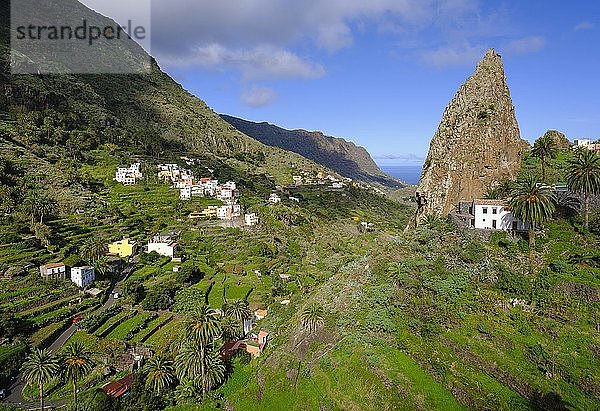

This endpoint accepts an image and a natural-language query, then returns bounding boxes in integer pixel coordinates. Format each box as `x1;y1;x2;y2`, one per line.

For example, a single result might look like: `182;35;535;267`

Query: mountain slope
221;115;403;187
0;0;332;185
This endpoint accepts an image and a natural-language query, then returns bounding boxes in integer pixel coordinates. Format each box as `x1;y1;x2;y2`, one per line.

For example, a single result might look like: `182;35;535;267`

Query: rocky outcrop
414;49;528;224
543;130;572;150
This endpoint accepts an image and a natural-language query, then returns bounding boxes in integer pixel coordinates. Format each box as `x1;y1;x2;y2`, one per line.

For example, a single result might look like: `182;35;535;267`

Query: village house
245;330;269;358
71;266;95;289
450;199;528;231
244;213;259;226
108;238;137;258
254;309;268;320
114;163;142;185
268;193;281;204
574;138;600;151
217;204;241;220
202;206;219;219
147;234;178;259
39;262;67;280
180;185;205;200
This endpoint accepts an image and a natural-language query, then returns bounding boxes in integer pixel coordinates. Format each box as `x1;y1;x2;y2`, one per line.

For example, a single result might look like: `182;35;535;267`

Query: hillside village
2;2;600;408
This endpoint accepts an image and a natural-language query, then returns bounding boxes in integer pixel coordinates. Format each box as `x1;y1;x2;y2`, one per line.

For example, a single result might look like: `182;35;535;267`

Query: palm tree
531;135;558;182
182;306;222;396
509;175;556;259
203;346;226;390
175;379;202;405
300;304;325;333
21;348;60;411
221;316;241;342
567;149;600;229
185;306;222;345
94;256;111;279
485;179;515;200
62;341;95;411
176;340;225;395
224;299;251;328
80;237;108;264
142;355;175;395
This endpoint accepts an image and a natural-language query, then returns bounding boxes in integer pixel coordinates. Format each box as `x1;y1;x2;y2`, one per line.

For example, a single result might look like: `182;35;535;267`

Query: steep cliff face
221;115;403;187
414;49;528;223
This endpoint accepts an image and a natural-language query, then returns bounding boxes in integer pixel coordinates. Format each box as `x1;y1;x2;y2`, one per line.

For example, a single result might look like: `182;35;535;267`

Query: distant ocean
380;165;423;185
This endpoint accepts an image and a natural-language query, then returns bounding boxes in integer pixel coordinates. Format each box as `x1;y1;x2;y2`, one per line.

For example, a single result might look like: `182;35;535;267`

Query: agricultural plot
131;314;172;343
145;317;184;350
105;312;152;341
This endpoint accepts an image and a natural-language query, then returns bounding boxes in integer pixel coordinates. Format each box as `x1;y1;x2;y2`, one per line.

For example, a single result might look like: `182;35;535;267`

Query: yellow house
108;238;137;258
201;206;219;218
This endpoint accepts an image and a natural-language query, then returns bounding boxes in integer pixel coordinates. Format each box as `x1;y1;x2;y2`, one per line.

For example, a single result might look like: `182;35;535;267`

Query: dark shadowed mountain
220;115;403;188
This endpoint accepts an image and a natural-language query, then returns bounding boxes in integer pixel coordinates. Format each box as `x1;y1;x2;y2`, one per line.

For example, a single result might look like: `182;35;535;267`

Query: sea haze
380;165;423;185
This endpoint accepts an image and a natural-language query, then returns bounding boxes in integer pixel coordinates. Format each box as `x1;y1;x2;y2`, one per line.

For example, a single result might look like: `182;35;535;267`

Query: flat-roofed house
40;262;67;280
108;238;137;258
71;266;95;288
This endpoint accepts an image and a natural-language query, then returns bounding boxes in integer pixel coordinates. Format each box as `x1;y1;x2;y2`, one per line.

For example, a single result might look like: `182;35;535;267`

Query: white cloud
164;44;325;81
240;86;278;108
574;21;594;31
502;36;545;55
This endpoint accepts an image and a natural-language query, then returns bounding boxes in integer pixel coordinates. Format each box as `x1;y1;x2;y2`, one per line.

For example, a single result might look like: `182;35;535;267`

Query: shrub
549;260;569;273
496;267;531;295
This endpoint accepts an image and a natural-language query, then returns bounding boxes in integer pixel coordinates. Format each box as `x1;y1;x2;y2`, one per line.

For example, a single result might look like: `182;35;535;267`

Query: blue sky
85;1;600;165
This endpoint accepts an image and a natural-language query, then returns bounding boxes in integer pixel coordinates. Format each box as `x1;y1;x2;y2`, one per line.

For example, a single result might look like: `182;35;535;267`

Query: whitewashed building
39;262;67;280
71;266;95;288
217;204;241;220
268;193;281;204
148;234;178;259
472;199;528;231
244;213;259;226
115;163;142;185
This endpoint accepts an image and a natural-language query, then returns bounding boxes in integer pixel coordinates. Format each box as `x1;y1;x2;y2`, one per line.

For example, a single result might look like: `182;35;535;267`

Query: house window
492;220;497;229
492;208;497;214
470;219;475;227
483;208;488;214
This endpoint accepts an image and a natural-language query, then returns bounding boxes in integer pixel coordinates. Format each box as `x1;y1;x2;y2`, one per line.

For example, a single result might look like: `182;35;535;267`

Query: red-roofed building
101;374;133;399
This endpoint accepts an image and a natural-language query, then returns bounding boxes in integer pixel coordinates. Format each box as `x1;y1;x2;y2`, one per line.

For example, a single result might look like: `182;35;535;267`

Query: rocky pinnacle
413;49;528;225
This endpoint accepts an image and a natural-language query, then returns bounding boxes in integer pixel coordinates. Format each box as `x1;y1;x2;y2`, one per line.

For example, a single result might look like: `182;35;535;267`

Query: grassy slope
210;190;599;411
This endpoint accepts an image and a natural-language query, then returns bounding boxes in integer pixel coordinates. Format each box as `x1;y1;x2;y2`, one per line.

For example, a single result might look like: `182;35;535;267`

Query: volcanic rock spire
413;49;528;225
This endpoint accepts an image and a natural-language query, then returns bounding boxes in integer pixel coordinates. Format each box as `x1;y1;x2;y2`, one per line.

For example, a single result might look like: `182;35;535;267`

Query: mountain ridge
221;114;403;188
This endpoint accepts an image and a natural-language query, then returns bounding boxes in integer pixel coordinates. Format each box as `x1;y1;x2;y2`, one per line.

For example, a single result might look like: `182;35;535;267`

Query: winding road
2;262;135;409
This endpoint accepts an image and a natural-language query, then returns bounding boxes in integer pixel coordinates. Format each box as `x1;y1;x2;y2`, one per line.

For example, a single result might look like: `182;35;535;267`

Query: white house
222;181;236;190
71;266;95;288
180;185;205;200
148;234;178;259
472;199;528;231
39;262;67;280
268;193;281;204
115;163;142;185
244;213;259;226
574;139;592;147
217;204;241;220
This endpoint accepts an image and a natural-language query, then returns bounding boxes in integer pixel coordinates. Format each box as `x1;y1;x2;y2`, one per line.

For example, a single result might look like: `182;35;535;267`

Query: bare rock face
543;130;572;150
414;49;528;224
